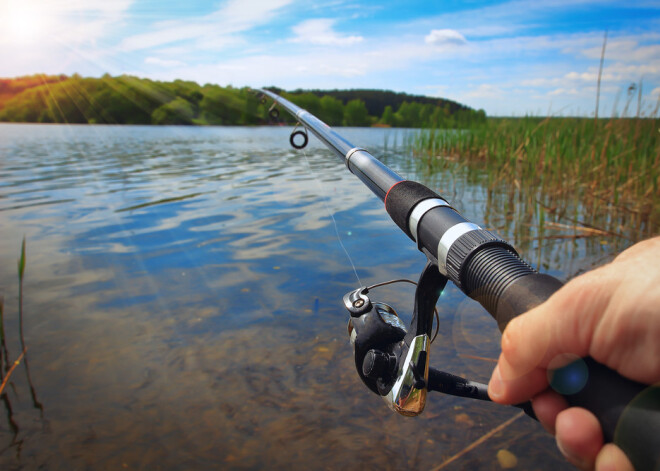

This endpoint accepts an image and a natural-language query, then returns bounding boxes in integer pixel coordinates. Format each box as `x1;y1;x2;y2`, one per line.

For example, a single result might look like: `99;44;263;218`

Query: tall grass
414;116;660;244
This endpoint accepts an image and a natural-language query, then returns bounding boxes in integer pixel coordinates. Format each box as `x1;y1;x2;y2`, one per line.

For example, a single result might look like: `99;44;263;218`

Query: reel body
344;262;446;416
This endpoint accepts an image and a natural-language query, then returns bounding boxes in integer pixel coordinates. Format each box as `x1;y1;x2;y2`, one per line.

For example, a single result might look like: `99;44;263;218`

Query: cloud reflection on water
0;124;577;469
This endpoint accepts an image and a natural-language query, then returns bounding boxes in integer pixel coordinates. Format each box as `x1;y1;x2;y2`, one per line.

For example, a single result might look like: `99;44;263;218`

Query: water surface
0;124;620;470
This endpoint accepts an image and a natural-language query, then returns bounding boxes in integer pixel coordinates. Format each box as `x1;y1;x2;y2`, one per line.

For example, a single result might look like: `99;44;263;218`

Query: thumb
489;267;611;404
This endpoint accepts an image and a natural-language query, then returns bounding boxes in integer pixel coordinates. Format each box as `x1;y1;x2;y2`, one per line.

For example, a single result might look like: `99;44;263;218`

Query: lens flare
548;357;589;395
3;0;45;45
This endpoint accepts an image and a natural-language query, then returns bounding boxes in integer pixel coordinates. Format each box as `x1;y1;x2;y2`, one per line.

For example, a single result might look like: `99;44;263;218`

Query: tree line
0;74;486;128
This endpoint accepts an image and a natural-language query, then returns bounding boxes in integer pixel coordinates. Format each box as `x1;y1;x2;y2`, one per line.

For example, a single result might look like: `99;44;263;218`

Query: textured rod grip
460;245;548;330
384;180;445;240
461;245;657;471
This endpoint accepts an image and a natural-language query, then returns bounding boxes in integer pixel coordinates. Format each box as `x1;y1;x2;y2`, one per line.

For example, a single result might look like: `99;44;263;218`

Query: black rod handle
461;246;659;471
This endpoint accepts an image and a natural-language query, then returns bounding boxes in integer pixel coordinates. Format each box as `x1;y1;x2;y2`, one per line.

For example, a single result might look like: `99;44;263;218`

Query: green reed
414;117;660;243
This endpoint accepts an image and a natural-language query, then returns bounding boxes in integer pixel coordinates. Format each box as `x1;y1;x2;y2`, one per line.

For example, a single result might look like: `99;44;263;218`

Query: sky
1;0;659;116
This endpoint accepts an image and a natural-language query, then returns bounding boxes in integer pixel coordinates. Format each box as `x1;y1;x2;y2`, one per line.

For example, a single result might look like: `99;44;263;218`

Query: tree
151;98;195;124
419;104;435;128
318;95;344;125
395;101;424;127
380;105;396;126
344;99;370;126
289;93;322;117
199;87;244;124
239;89;261;124
0;75;481;128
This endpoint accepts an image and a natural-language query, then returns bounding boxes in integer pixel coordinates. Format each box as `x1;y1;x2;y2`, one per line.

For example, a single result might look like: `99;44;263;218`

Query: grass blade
18;237;26;282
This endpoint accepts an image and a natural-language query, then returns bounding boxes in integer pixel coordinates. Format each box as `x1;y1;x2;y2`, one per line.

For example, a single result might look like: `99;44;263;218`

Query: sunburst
3;0;47;44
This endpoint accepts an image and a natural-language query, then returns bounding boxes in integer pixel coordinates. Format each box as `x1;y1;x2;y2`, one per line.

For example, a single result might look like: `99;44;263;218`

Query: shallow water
0;124;623;470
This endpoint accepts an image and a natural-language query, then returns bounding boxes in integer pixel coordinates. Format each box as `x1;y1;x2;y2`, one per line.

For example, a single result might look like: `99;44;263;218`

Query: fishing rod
256;88;659;470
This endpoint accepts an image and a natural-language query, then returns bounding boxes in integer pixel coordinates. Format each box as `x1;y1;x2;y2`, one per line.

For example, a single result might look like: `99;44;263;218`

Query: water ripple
0;124;576;470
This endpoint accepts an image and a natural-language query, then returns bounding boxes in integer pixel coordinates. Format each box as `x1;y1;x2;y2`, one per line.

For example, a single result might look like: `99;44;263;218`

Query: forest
0;74;486;128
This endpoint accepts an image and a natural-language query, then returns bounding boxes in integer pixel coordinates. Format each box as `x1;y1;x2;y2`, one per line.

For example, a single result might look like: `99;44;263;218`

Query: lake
0;124;623;470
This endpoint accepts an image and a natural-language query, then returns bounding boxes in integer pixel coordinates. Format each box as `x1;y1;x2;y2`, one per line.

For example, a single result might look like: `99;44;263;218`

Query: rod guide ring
290;129;308;149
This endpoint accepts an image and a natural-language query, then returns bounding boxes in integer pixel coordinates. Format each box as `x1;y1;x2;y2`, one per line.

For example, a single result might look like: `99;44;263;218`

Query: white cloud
425;29;467;47
549;88;580;96
1;0;658;118
522;61;660;92
606;62;660;80
651;87;660;97
167;50;370;86
522;70;608;88
120;0;293;52
414;0;632;40
121;24;208;52
145;57;186;68
466;84;503;99
291;19;363;46
135;20;659;117
217;0;292;33
565;71;599;82
521;77;564;87
579;36;660;62
419;84;450;96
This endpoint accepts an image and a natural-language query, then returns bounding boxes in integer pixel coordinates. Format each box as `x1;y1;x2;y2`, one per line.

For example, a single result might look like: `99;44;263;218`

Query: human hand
487;236;660;470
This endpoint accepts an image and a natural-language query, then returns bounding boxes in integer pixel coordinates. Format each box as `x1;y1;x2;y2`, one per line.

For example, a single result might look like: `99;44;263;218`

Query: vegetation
0;74;486;127
2;74;655;242
414;115;660;245
1;237;43;455
285;88;469;117
0;74;261;125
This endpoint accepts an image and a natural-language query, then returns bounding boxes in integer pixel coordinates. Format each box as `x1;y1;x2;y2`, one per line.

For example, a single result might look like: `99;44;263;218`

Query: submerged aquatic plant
1;238;28;395
1;237;43;459
0;238;27;394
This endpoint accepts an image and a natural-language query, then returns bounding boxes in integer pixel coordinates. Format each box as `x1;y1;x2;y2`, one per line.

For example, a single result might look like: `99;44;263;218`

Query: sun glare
3;1;47;44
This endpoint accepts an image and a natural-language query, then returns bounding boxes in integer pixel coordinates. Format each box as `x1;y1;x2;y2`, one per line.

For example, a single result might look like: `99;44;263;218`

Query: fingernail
596;444;631;471
488;365;504;401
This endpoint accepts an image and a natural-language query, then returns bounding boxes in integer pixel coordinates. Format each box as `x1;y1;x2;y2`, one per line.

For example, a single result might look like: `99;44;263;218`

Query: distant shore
0;74;485;128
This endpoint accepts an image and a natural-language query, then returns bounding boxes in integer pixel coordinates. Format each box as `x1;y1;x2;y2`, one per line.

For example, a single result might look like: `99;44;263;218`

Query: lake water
0;124;624;470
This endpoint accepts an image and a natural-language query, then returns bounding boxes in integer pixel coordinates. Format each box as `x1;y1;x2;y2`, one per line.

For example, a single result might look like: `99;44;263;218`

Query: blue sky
1;0;659;116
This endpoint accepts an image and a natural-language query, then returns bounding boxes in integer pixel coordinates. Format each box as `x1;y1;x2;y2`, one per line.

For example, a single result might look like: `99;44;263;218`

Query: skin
488;236;660;470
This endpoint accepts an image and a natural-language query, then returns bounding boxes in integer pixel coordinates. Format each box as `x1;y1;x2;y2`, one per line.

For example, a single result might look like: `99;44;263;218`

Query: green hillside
285;88;469;117
0;74;486;128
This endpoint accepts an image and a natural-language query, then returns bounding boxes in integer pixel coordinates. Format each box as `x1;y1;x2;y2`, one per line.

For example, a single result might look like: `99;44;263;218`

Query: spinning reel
344;262;532;417
345;262;444;416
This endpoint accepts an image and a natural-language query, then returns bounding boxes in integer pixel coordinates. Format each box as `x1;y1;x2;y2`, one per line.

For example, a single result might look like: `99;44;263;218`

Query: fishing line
363;278;440;344
299;143;363;286
298;142;439;342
